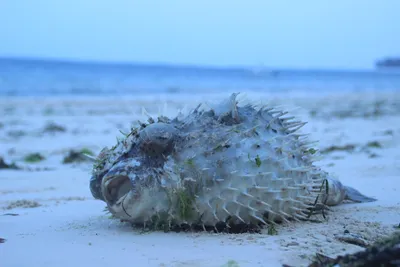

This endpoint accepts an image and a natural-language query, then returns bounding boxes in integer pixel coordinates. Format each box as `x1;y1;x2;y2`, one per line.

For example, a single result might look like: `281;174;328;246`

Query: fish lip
90;174;105;201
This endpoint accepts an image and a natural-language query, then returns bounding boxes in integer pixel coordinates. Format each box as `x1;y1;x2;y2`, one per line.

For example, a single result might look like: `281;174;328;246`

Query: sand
1;91;400;267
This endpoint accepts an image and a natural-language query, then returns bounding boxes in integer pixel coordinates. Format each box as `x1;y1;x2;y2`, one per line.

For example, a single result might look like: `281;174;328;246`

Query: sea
0;57;399;97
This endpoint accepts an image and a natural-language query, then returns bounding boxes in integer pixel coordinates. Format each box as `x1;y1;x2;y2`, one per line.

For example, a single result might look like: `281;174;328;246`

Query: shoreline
1;87;399;99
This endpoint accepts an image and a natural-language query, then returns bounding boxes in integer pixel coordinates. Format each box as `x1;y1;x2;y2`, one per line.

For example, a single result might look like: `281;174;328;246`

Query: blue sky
0;0;398;69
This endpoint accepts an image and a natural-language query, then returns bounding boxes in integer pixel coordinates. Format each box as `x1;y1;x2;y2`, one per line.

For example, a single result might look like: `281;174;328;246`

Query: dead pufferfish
89;93;376;230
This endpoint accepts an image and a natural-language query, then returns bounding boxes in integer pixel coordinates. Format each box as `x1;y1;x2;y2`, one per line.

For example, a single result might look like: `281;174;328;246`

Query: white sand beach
1;91;400;267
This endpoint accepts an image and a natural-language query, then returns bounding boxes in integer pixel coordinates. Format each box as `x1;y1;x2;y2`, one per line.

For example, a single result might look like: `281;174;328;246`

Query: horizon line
0;54;377;72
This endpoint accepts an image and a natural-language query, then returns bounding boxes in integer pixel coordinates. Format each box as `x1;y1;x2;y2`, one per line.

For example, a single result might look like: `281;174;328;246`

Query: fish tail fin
344;186;377;203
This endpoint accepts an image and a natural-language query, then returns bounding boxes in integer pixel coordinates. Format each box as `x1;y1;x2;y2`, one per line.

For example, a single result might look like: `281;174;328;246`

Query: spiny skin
89;93;376;229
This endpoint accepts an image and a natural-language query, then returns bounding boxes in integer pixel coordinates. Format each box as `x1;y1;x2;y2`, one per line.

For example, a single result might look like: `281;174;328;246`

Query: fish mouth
101;173;141;220
101;174;133;206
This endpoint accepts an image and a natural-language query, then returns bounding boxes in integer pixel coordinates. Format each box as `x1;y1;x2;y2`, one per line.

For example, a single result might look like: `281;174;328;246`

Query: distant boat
375;57;400;69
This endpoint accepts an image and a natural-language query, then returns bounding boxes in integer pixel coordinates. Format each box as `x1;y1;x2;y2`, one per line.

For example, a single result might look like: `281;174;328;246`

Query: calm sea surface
0;57;399;96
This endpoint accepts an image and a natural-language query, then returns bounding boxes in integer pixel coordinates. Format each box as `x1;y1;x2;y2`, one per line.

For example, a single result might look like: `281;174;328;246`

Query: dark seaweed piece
0;157;21;170
284;231;400;267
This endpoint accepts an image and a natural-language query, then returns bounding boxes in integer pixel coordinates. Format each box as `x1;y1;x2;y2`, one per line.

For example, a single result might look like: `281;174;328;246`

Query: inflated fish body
89;93;376;229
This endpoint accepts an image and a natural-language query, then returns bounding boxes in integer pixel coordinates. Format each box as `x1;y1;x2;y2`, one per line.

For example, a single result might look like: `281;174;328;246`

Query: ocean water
0;57;399;96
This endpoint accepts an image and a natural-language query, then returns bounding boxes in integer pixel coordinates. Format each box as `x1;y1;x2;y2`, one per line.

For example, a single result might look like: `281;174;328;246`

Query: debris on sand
1;156;53;171
62;148;95;164
321;144;356;154
42;121;66;133
4;200;41;210
283;231;400;267
0;157;21;170
24;153;46;163
320;141;383;156
7;130;27;138
365;141;382;149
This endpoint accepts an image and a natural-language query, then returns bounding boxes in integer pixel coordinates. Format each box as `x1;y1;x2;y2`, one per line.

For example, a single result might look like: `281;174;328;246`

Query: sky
0;0;399;70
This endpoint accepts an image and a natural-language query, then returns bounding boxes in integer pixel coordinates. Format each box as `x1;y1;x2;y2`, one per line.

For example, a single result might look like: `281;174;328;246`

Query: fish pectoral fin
344;186;377;203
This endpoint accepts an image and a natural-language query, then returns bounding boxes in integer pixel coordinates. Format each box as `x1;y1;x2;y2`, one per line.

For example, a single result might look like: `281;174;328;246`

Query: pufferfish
88;93;376;231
